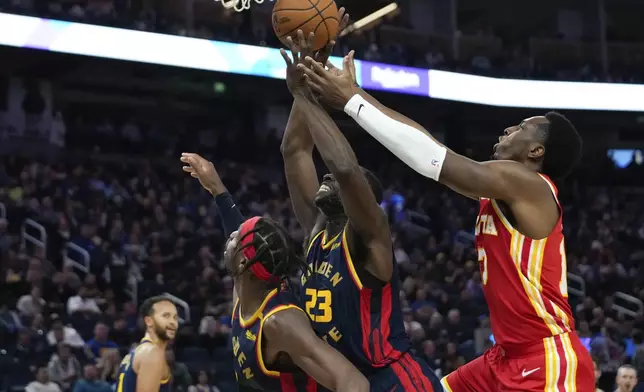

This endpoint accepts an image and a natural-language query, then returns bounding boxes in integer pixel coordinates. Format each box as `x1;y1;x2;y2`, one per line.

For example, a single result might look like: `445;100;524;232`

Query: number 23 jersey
302;226;410;374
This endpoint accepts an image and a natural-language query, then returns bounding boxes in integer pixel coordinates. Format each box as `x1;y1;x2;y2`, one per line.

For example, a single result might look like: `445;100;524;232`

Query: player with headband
180;153;368;392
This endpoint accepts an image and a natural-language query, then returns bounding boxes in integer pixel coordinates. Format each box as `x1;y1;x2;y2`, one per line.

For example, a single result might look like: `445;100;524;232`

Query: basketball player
297;50;595;391
116;296;177;392
181;153;369;392
279;33;443;392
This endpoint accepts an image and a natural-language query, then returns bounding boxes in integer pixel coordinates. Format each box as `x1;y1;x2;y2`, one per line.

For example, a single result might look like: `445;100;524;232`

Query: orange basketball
272;0;339;52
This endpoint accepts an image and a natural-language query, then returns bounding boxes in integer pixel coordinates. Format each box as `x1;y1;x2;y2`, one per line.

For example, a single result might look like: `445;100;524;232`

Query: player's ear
528;142;545;159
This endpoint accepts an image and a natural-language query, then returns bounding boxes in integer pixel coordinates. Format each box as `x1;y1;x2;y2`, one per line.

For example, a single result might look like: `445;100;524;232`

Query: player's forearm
355;88;433;138
280;102;313;156
294;94;360;176
344;94;447;181
214;192;244;237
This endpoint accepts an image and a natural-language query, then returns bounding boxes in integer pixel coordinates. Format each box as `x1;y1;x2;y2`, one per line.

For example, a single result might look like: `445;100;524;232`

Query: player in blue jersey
116;296;177;392
279;32;443;392
180;152;368;392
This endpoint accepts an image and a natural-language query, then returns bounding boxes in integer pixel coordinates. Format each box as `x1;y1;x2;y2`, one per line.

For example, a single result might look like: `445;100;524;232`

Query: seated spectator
72;365;112;392
26;367;62;392
593;357;605;392
17;285;46;318
85;323;117;358
46;315;85;349
67;287;101;315
47;343;82;391
615;364;638;392
12;328;47;373
0;302;23;333
188;370;220;392
166;349;192;392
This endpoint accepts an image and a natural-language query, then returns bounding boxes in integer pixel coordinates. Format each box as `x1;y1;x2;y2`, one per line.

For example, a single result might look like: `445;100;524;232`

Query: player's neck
238;277;273;319
325;215;347;238
143;332;167;349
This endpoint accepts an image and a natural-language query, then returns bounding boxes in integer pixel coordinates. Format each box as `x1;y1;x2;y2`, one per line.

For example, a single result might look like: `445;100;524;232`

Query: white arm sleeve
343;94;447;181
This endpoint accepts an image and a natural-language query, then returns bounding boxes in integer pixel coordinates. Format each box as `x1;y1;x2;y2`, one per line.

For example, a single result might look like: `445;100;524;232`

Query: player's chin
166;329;177;339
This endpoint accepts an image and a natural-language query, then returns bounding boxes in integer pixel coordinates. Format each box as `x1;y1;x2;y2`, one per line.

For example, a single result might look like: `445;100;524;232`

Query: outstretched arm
280;103;321;235
300;56;548;204
293;89;392;281
263;308;369;392
180;153;244;236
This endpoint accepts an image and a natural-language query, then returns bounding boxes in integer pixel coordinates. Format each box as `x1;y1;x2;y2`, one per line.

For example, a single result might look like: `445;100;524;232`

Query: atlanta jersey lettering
231;288;316;391
475;173;574;348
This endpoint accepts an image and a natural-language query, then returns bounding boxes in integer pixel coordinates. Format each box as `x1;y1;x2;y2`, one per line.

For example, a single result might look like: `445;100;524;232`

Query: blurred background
0;0;643;392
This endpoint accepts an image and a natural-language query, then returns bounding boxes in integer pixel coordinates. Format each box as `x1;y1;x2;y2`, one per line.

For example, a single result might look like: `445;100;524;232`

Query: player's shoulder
261;305;307;340
132;342;165;368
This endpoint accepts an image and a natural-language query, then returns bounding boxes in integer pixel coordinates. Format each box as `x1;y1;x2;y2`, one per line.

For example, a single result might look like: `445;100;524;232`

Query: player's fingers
346;50;357;81
296;30;306;52
279;48;293;66
305;32;315;54
191;172;199;178
325;60;338;71
182;166;194;172
298;64;325;84
305;77;323;95
285;36;299;61
304;56;325;73
338;8;349;32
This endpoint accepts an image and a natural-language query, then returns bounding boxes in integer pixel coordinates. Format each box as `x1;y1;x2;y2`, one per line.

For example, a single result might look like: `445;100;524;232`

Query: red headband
239;216;278;283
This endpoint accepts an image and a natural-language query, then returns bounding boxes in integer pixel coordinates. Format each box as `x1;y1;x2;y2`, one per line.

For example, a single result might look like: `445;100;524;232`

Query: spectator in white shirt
46;316;85;348
17;285;46;318
26;367;62;392
67;287;100;315
48;343;82;390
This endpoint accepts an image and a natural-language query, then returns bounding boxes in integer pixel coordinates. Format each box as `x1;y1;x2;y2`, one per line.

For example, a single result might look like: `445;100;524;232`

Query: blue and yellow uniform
116;339;171;392
231;288;317;392
303;227;443;392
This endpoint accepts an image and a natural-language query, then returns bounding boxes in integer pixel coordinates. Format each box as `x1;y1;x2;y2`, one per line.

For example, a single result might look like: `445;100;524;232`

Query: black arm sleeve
214;192;244;237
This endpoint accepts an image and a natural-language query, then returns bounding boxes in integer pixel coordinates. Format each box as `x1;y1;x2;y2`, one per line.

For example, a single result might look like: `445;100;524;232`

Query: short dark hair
236;218;308;288
360;166;383;204
139;295;174;319
538;112;582;180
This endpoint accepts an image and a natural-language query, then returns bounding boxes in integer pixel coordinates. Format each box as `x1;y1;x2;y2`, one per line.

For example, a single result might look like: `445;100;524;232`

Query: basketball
272;0;339;52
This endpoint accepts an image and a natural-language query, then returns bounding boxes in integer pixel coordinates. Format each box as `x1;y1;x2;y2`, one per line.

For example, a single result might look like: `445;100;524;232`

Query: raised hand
298;50;358;110
280;8;349;94
180;152;226;195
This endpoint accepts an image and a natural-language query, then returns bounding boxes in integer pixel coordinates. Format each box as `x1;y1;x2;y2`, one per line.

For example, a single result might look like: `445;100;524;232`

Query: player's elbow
329;162;361;181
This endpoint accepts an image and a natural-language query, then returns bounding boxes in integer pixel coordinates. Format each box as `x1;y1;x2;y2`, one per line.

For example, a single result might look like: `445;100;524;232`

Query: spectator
47;343;82;391
72;365;112;392
593;357;605;392
26;367;62;392
188;370;220;392
67;287;101;315
166;349;192;392
17;285;46;318
46;315;85;349
85;323;118;358
0;302;23;333
615;365;638;392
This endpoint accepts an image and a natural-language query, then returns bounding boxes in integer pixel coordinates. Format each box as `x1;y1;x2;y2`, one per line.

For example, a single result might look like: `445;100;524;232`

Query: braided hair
233;217;310;290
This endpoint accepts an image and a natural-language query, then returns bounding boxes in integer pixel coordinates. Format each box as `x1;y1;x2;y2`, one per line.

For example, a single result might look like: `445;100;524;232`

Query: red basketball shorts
441;333;594;392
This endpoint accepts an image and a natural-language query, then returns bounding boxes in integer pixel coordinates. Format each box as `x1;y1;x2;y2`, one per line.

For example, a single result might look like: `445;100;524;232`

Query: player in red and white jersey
294;61;595;391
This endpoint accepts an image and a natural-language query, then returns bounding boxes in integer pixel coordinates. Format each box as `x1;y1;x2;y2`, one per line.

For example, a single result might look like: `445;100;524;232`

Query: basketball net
218;0;272;12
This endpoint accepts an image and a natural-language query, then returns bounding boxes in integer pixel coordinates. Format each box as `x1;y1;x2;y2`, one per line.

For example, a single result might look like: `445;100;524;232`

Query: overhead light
340;3;399;37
